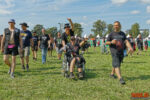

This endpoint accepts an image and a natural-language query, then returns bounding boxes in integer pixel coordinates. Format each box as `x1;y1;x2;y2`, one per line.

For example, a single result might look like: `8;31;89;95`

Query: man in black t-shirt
32;31;39;60
136;34;143;55
39;28;50;64
62;18;74;47
54;32;63;60
106;21;133;85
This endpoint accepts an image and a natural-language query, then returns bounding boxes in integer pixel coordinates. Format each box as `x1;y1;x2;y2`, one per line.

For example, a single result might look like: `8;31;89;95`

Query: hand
111;39;117;45
84;38;88;41
129;47;134;53
67;18;72;22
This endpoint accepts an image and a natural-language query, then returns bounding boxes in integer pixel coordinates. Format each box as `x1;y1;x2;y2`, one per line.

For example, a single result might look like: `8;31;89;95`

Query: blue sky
0;0;150;36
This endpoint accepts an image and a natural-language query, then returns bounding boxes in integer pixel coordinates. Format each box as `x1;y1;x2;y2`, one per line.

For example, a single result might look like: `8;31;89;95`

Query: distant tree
32;24;44;36
91;19;106;37
131;23;140;38
142;29;149;38
73;23;83;37
46;27;58;37
104;24;113;36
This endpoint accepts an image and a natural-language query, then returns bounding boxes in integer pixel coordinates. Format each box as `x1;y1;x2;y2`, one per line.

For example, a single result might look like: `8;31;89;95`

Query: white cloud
80;22;87;26
83;16;87;20
130;10;140;14
0;0;15;9
0;9;12;14
111;0;128;5
147;6;150;13
146;19;150;24
31;13;37;16
47;0;77;11
0;0;14;15
141;0;150;4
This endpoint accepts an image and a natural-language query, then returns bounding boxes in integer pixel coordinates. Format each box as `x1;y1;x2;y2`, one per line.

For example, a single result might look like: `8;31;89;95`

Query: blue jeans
42;47;48;64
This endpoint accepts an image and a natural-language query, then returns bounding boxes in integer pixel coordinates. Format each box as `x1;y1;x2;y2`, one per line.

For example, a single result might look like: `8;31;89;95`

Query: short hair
114;21;121;28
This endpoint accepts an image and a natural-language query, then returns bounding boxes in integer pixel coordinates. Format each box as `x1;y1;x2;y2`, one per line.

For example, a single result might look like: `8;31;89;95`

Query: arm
67;18;74;31
19;34;23;50
125;40;133;51
79;38;88;47
62;40;65;47
48;40;51;48
38;36;41;49
1;33;5;53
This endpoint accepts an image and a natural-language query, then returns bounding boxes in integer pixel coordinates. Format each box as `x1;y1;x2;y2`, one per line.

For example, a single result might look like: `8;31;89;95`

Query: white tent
127;34;130;38
96;34;100;38
75;34;77;38
84;34;87;38
106;34;109;38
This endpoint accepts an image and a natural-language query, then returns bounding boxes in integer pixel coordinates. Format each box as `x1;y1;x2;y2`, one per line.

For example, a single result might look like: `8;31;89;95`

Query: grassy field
0;47;150;100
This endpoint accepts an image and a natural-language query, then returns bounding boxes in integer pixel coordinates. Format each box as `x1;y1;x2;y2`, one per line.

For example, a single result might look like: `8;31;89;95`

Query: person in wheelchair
66;36;87;79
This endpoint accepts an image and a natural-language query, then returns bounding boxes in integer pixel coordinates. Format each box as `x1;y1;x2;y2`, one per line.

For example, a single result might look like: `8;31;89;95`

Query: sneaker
78;72;84;79
10;73;15;79
35;58;37;61
26;64;29;71
69;73;75;79
110;74;117;79
120;78;126;85
22;65;25;70
8;68;11;74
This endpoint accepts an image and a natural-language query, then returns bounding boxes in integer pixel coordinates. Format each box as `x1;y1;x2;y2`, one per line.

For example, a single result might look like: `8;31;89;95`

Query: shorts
4;47;19;56
33;46;38;51
70;55;86;68
111;54;124;68
48;47;53;51
93;44;96;47
19;47;30;58
56;47;63;54
138;45;143;51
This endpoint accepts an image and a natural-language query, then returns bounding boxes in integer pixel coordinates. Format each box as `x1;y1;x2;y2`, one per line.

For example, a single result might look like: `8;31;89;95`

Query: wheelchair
62;49;86;78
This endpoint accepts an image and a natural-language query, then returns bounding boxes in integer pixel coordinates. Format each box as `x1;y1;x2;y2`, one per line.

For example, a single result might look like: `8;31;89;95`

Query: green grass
0;47;150;100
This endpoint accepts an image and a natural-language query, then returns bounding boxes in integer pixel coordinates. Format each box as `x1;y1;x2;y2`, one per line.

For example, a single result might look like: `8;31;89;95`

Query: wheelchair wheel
82;63;86;77
62;56;70;78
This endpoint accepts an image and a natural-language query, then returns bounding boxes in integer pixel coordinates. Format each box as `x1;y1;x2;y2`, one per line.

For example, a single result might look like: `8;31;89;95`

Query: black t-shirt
61;29;74;44
67;43;81;56
127;37;134;45
40;34;50;48
32;36;39;46
107;31;127;55
137;38;143;46
55;37;63;49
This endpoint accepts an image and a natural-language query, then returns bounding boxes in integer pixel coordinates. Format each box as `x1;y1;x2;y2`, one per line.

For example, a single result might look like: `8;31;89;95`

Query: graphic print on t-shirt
112;34;124;51
67;35;71;43
57;38;62;44
21;33;27;40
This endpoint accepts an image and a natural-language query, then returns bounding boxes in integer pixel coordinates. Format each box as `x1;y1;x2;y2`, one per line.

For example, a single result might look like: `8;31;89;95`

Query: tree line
31;19;149;38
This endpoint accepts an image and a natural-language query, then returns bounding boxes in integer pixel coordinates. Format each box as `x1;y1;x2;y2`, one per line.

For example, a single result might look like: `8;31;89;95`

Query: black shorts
4;47;19;56
71;55;86;68
111;54;124;68
93;44;96;47
138;45;143;51
33;46;38;51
